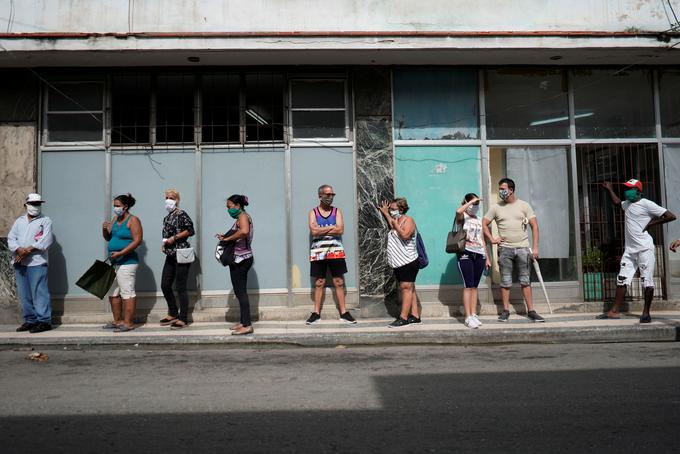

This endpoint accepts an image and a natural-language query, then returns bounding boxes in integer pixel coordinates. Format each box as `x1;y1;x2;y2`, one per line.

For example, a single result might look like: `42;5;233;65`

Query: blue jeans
14;264;52;324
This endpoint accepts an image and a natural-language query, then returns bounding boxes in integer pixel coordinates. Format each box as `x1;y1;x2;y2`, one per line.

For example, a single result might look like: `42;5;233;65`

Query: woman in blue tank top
102;193;143;332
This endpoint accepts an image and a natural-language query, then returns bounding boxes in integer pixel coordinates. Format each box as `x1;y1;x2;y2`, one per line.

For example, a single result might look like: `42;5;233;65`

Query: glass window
485;70;568;139
245;73;284;142
156;74;195;144
573;69;654;139
488;146;577;282
201;74;241;144
291;80;347;139
111;74;151;144
46;81;104;143
392;69;478;140
660;69;680;138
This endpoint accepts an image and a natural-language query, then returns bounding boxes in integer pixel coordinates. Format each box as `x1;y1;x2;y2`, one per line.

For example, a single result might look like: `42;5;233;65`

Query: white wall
0;0;675;34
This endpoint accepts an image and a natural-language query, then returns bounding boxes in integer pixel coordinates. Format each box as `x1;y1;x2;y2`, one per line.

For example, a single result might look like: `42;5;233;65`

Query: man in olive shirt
483;178;545;322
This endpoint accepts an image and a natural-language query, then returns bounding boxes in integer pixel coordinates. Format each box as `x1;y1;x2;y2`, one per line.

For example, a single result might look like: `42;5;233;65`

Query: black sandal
170;321;187;330
160;317;177;326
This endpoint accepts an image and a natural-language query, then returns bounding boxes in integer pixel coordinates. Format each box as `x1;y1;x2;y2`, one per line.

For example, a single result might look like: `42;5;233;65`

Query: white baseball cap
25;193;46;204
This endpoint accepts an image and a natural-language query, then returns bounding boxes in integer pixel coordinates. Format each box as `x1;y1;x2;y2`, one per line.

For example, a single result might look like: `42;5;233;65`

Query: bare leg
313;278;325;314
462;288;473;318
333;277;347;314
522;285;535;312
642;287;654;316
109;296;123;324
399;282;414;320
607;286;627;316
122;297;136;328
470;288;479;316
500;287;511;312
410;285;420;318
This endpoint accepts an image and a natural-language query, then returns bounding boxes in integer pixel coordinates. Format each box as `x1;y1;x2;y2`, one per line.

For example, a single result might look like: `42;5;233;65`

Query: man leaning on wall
8;193;54;333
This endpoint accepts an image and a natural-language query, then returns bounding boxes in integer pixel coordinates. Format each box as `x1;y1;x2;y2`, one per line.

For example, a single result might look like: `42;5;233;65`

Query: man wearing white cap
7;193;54;333
598;179;676;323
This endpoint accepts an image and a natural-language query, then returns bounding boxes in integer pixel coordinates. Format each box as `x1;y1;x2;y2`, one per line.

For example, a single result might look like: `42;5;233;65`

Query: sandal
102;321;119;329
114;324;135;333
595;313;620;320
170;321;187;330
231;326;254;336
160;316;178;326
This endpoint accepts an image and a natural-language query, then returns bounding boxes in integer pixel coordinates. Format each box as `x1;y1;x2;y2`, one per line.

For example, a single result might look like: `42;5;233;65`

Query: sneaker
527;310;545;322
639;314;652;324
306;312;321;325
464;316;480;329
340;312;357;324
29;323;52;333
388;318;409;328
498;310;510;322
16;322;37;332
472;314;483;326
406;315;422;324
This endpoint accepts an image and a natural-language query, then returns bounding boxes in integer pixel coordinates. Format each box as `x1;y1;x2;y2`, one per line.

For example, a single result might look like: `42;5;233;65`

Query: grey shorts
498;246;531;288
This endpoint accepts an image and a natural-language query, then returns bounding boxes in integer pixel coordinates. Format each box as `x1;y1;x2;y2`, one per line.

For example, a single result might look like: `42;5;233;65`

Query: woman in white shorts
102;193;143;332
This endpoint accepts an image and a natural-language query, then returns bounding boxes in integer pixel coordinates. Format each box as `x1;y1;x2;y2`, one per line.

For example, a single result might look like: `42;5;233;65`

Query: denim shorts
498;246;531;288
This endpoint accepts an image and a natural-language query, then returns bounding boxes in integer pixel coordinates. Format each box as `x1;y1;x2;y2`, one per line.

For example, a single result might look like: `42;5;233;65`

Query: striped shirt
386;218;417;269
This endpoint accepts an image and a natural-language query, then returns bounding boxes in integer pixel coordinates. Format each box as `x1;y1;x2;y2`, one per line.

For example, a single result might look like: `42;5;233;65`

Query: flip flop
102;322;118;329
114;324;135;332
595;313;620;320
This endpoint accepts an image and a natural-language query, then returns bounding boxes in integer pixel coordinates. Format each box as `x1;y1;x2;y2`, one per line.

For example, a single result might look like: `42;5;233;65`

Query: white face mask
389;210;401;218
26;205;41;217
113;206;124;217
165;199;177;212
466;205;480;216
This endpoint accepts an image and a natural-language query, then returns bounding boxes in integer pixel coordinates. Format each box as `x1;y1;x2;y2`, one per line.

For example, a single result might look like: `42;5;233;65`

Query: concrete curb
1;321;678;348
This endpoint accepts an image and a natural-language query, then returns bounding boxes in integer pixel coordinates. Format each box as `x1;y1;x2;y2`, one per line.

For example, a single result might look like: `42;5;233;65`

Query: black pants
229;257;253;327
161;254;191;323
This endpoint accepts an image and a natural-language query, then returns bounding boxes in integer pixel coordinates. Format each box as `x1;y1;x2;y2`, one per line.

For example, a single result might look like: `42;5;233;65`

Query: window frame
289;78;349;142
43;80;106;146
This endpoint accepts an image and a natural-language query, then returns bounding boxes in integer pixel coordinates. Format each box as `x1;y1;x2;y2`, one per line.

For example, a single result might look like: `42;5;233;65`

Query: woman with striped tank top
379;197;421;328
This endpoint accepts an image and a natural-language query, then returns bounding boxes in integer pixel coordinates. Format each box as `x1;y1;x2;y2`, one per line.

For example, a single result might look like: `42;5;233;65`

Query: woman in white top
379;197;421;328
455;193;491;329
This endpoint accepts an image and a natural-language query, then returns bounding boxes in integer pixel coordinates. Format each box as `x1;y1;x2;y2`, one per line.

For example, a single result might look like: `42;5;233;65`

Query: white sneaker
464;316;480;329
472;314;483;326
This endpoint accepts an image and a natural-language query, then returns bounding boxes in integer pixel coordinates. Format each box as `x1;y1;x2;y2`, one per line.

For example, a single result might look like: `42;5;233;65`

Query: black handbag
445;217;467;254
75;258;117;299
215;228;238;267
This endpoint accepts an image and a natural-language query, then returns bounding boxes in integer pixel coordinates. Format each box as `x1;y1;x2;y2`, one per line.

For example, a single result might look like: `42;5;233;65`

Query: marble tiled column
0;238;20;323
353;68;399;317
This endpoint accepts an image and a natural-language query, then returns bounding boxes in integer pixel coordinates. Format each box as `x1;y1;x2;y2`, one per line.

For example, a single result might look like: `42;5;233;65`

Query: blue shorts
457;251;486;288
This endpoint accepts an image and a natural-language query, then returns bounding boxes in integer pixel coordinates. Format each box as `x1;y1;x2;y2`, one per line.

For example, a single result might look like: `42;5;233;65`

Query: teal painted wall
395;146;482;285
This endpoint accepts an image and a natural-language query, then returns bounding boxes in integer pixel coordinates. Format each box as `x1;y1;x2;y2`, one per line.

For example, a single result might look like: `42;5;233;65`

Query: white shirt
462;212;485;257
7;214;53;266
621;198;666;253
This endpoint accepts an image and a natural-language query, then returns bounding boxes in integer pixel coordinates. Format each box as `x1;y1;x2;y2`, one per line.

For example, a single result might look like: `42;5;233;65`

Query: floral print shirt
162;209;195;256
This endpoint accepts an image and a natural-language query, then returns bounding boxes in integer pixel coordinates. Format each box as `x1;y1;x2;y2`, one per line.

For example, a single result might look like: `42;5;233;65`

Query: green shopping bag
76;258;117;300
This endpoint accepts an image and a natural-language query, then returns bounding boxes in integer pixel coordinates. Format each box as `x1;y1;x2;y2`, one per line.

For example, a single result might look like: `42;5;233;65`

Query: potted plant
582;246;604;300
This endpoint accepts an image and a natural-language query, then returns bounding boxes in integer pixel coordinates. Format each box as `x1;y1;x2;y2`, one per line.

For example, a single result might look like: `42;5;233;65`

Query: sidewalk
1;311;679;348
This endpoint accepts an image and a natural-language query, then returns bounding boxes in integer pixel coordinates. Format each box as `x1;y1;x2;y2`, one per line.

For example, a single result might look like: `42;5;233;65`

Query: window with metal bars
45;81;104;143
156;74;195;144
111;73;151;144
576;143;666;301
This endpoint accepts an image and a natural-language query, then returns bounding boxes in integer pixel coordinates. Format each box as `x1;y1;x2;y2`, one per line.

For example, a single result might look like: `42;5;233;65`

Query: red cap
623;179;642;191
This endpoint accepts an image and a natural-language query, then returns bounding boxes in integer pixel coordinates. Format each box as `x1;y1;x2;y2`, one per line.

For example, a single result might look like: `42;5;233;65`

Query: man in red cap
598;179;676;322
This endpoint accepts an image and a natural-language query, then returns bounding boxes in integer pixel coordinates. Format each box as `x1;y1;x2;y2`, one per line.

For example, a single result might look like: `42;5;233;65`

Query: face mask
26;205;41;217
113;206;124;217
499;189;511;201
624;189;641;202
165;199;177;212
320;195;334;206
466;205;480;216
389;210;401;218
228;207;242;219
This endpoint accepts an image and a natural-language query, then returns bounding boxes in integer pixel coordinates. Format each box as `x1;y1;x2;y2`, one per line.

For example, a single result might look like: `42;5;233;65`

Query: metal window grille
577;143;666;301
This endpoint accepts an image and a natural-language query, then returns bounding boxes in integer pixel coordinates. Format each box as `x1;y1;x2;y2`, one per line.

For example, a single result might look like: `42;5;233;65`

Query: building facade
1;0;680;321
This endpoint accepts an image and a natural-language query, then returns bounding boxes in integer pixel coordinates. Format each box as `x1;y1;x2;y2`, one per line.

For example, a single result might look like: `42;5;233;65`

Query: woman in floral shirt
160;189;195;329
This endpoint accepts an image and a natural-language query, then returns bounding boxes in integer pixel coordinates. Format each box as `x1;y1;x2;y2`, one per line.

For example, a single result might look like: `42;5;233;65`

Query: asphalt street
1;343;679;453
